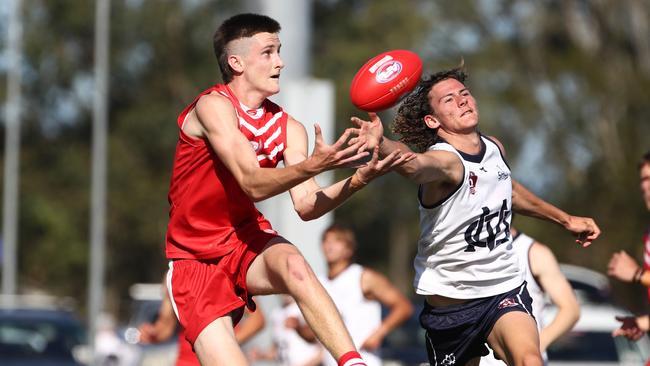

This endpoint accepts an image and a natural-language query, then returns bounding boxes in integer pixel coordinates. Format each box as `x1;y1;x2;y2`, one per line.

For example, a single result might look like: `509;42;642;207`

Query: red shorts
167;229;278;344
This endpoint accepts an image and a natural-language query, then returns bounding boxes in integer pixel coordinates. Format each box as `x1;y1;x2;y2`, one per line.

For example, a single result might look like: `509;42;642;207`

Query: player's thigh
246;237;311;295
487;311;541;366
194;313;248;366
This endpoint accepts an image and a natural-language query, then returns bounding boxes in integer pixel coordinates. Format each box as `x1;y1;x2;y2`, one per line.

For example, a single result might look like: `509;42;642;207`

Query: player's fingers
612;328;624;337
368;112;380;123
334;128;360;147
403;152;417;162
338;151;370;167
350;116;368;127
313;123;323;142
390;152;413;167
369;145;380;163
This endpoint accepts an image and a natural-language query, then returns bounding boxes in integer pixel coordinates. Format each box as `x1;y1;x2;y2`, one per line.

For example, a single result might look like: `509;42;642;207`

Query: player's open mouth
461;109;473;117
271;74;280;79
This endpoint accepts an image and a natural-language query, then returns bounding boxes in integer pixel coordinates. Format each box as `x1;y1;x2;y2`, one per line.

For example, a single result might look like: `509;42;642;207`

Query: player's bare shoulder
419;148;464;185
184;92;237;139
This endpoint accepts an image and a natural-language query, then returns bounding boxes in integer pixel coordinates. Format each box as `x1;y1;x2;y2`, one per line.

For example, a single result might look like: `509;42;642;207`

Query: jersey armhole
418;163;466;209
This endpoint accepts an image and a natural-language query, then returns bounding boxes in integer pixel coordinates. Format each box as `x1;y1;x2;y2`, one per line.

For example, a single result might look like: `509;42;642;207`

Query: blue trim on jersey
482;135;511;170
437;136;487;163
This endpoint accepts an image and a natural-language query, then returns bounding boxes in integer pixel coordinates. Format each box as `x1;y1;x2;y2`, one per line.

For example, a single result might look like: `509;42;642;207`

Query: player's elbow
294;206;321;221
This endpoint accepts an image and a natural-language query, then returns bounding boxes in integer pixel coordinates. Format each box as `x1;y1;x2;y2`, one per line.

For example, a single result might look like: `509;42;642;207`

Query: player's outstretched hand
564;215;600;247
310;123;369;170
353;146;415;185
612;315;648;341
607;250;640;283
350;112;384;150
137;322;157;344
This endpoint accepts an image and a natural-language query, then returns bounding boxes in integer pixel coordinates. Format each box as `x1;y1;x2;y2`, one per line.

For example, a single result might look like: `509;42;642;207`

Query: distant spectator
609;151;650;347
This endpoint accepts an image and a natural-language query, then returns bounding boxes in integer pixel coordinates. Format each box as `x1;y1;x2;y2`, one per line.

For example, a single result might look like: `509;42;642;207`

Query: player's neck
227;80;268;109
327;261;352;279
439;130;481;154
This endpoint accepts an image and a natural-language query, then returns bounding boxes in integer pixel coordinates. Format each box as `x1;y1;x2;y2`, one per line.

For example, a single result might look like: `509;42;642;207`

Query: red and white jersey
165;84;288;259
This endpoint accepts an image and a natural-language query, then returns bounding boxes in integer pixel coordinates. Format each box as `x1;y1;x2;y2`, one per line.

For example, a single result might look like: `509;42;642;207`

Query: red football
350;50;423;112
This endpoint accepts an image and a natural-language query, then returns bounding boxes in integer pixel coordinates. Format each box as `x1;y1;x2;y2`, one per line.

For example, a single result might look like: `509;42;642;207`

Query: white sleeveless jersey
414;136;524;298
271;302;323;366
320;264;382;366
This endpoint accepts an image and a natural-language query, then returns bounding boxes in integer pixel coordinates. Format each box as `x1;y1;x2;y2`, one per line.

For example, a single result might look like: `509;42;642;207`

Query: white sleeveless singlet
414;136;524;299
320;264;383;366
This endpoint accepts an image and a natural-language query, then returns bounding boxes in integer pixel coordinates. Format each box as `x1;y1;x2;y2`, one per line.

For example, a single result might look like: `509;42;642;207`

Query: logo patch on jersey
464;199;511;252
441;353;456;366
497;165;510;181
468;171;478;194
497;297;519;309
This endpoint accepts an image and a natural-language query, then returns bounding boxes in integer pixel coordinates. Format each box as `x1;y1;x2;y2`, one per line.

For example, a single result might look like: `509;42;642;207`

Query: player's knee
284;253;314;284
520;350;543;366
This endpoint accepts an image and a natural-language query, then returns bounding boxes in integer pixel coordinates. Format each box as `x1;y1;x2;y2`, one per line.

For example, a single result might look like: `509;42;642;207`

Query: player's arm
138;294;177;344
235;307;266;345
191;94;367;202
511;180;600;247
483;136;601;247
529;242;580;351
359;268;414;351
607;250;650;286
350;112;461;184
284;116;412;221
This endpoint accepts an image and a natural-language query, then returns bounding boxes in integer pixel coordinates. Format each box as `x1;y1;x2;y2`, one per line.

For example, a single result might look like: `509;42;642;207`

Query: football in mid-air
350;49;423;112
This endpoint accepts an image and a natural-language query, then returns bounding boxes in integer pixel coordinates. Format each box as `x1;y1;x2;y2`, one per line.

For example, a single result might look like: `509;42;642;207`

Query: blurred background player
608;151;650;355
165;13;411;366
481;226;580;365
291;223;414;366
248;295;323;366
608;151;650;292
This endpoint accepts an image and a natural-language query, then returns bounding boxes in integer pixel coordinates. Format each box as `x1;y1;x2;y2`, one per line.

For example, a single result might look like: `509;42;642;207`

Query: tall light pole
2;0;24;301
88;0;110;352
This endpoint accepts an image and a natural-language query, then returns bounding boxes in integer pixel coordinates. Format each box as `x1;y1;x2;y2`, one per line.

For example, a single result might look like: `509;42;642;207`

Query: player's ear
424;114;440;129
228;54;244;74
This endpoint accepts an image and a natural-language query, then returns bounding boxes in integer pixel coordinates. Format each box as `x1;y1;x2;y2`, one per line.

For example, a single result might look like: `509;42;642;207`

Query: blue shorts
419;282;534;366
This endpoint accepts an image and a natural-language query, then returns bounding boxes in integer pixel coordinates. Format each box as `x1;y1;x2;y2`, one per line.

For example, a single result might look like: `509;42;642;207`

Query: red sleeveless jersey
166;84;288;259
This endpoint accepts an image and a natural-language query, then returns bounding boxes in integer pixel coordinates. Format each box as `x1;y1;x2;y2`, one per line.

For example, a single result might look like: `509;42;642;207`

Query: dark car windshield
548;330;645;363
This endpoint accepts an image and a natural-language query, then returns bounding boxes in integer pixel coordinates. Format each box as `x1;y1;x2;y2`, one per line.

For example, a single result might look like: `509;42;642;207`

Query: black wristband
634;269;645;284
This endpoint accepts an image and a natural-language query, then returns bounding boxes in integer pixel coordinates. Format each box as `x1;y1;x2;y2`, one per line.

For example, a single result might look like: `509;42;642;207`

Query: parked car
0;295;88;366
559;264;612;305
545;303;650;366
